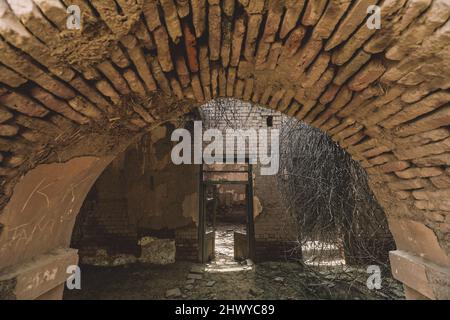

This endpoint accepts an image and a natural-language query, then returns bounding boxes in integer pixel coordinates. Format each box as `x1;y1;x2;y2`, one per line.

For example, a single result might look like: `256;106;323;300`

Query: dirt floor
65;222;404;300
63;260;404;300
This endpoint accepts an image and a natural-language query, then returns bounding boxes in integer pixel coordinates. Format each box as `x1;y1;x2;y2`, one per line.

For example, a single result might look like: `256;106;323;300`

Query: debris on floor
190;265;205;274
165;288;182;298
64;261;404;300
206;281;216;287
65;215;403;300
187;273;203;280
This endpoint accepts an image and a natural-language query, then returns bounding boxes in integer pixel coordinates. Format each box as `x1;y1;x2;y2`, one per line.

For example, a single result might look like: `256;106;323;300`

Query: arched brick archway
0;0;449;299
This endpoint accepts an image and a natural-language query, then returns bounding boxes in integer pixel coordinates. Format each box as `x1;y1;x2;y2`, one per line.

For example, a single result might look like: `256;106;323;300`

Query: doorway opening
199;162;255;266
209;183;247;261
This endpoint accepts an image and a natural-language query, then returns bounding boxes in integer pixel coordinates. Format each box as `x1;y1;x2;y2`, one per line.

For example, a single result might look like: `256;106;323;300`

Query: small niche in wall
266;116;273;127
0;223;3;237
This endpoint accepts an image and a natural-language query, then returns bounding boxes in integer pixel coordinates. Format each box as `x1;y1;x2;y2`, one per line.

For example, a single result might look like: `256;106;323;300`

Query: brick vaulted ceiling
0;0;449;297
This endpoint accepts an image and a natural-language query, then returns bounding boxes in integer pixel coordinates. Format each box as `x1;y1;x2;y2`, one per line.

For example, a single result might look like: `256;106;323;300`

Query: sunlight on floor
205;222;253;273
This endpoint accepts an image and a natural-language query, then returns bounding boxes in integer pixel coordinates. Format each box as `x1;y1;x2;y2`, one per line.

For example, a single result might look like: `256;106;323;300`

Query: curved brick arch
0;0;449;299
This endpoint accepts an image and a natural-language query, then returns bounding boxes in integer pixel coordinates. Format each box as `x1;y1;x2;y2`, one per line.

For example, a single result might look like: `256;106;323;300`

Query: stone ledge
0;248;78;300
390;250;450;300
388;218;450;267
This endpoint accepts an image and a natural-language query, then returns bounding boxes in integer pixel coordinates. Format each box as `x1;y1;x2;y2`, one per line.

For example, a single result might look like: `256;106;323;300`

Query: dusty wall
215;184;247;223
127;125;200;231
71;123;200;265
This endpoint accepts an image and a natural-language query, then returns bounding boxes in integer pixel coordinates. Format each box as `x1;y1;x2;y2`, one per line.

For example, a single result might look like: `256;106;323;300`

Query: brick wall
201;100;281;161
71;123;200;264
253;164;300;262
71;154;139;259
175;224;199;261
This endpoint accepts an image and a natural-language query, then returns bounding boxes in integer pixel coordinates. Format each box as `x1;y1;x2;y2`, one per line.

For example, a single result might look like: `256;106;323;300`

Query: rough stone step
190;265;205;274
206;280;216;287
187;273;203;280
165;288;182;298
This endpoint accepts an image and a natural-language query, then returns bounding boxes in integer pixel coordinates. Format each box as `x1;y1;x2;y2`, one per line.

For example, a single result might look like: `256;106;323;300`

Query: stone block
0;248;78;300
